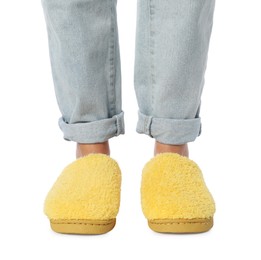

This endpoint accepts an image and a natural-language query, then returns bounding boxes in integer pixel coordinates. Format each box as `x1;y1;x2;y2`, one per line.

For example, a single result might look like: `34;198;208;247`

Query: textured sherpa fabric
141;153;215;220
44;153;121;220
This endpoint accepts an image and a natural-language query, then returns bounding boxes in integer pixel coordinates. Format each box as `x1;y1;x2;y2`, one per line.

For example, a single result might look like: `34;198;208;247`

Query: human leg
41;0;124;157
134;0;215;152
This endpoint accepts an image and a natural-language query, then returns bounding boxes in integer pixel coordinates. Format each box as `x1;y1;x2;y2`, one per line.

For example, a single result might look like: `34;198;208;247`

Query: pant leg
134;0;215;145
41;0;124;143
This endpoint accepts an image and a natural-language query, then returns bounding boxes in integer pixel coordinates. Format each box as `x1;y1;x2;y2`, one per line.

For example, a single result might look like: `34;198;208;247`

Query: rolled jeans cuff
136;111;202;145
58;111;125;143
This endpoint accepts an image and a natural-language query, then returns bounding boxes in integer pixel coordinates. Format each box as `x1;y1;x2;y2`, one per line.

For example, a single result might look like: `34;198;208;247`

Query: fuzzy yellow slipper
141;153;215;233
44;153;121;235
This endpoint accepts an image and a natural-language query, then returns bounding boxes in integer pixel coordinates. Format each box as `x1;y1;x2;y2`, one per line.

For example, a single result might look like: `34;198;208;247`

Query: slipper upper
141;153;215;220
44;153;121;220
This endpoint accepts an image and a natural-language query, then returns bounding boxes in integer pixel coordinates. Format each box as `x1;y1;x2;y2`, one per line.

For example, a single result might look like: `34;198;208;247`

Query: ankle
154;141;189;157
76;141;110;159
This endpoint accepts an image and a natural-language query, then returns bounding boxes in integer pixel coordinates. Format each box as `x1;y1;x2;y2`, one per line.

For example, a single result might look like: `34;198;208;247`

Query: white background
0;0;261;259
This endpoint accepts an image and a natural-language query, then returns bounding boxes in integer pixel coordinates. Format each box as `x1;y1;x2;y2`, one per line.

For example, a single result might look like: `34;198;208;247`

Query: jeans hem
59;111;125;143
136;110;201;145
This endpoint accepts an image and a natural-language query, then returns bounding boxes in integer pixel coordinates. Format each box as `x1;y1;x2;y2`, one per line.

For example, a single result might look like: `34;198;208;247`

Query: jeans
41;0;215;145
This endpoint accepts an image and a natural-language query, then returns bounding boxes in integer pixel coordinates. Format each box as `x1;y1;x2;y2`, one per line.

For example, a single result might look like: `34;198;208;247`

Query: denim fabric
41;0;215;144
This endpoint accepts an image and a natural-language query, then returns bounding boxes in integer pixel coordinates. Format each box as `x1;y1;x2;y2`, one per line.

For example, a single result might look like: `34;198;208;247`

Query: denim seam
115;115;120;136
147;116;153;137
149;0;156;115
108;0;116;117
144;116;147;134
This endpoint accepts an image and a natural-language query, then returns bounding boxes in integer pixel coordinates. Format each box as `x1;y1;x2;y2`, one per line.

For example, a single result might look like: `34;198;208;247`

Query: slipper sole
50;219;116;235
148;217;213;234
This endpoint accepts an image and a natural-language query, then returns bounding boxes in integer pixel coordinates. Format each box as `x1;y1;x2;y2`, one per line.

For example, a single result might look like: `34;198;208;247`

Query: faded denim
41;0;215;145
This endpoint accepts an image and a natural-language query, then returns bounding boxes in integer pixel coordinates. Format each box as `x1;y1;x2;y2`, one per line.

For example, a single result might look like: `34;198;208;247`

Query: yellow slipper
141;152;215;234
44;153;121;235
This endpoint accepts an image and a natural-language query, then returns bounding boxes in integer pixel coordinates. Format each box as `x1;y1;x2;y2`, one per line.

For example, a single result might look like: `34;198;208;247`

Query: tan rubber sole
148;217;213;234
50;219;116;235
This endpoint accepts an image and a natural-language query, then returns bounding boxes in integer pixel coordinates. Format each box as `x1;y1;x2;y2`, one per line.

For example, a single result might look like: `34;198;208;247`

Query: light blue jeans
41;0;215;145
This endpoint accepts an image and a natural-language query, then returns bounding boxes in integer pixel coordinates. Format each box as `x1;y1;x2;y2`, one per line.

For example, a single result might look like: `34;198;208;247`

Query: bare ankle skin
154;141;189;157
76;141;110;159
